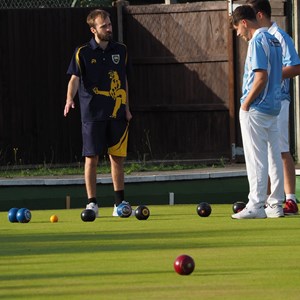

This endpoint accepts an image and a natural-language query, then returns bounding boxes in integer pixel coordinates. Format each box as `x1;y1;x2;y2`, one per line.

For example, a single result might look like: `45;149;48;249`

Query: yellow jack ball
50;214;58;223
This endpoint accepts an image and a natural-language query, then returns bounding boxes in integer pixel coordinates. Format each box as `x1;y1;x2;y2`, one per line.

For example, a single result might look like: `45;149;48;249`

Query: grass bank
0;159;227;178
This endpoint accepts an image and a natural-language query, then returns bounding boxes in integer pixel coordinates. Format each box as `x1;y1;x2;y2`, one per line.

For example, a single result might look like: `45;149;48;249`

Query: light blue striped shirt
241;28;282;116
269;22;300;102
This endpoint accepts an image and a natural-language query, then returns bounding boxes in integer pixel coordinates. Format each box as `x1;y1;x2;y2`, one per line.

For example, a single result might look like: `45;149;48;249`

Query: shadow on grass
1;225;296;257
0;268;249;282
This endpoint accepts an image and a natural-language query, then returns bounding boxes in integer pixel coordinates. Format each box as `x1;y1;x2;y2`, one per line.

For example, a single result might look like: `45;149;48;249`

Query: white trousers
239;108;284;208
277;100;290;153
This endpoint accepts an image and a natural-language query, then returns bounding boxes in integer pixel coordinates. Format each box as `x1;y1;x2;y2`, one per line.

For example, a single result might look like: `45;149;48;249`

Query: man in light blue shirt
246;0;300;215
231;5;284;219
240;32;282;116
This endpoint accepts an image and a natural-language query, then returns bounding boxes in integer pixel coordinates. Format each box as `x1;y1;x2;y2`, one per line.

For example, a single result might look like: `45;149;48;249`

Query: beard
96;31;112;42
242;35;248;42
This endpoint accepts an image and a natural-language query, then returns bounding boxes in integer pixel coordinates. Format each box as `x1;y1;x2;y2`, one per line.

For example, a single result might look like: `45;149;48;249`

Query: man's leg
282;152;296;197
110;154;125;198
110;155;130;217
276;100;298;213
85;155;99;199
241;110;269;208
282;152;299;214
232;109;268;219
267;120;284;208
277;101;296;200
84;155;99;217
107;119;129;216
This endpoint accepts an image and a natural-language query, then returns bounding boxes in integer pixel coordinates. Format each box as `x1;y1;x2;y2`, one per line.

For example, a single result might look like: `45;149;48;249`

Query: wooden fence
0;1;288;165
124;2;232;161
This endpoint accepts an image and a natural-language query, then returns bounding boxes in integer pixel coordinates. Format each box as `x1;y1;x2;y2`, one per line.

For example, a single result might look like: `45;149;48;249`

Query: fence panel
0;8;116;165
124;2;232;160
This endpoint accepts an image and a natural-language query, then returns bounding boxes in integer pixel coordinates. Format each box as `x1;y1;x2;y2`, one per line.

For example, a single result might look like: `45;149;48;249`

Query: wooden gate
123;2;234;161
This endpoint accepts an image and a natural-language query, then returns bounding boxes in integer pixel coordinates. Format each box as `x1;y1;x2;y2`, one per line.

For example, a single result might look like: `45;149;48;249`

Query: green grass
0;205;299;299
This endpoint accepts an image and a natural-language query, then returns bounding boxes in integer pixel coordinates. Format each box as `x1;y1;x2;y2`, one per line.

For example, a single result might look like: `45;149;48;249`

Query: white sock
286;194;296;202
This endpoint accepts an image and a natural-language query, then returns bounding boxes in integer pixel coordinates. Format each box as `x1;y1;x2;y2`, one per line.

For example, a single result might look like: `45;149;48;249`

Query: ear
241;19;248;27
256;11;263;19
90;27;96;34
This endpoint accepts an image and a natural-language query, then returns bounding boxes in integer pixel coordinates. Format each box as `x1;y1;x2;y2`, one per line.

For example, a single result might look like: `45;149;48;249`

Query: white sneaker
265;204;284;218
112;201;135;217
86;202;99;218
112;204;119;217
231;206;266;219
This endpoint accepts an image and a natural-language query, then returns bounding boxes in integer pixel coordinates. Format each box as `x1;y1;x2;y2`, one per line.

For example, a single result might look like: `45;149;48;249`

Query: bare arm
64;75;79;117
241;70;268;111
282;65;300;79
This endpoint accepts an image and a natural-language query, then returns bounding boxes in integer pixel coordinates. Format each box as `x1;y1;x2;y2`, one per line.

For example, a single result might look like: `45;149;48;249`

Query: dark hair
231;5;257;26
246;0;272;19
86;9;110;28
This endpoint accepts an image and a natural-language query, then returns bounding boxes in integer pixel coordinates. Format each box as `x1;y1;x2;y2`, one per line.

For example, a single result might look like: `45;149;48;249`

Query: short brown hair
231;5;257;26
86;9;110;28
246;0;272;19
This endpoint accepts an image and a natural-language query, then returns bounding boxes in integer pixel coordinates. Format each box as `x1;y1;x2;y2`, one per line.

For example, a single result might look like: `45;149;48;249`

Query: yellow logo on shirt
92;71;126;118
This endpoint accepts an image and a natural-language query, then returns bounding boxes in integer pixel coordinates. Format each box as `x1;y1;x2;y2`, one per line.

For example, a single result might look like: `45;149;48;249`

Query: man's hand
64;75;79;117
125;108;132;122
241;103;249;111
64;100;75;117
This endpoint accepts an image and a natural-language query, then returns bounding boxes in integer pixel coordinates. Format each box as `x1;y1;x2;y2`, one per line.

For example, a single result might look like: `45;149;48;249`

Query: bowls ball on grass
174;254;195;275
8;207;19;223
197;202;212;217
232;201;246;213
81;209;96;222
135;205;150;220
117;202;132;218
16;208;32;223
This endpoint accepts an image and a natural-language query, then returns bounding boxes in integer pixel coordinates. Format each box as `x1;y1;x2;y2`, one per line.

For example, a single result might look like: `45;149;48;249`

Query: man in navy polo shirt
64;9;132;217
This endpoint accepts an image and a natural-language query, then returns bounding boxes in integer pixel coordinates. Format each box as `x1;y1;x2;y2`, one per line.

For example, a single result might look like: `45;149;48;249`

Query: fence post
66;195;71;209
114;0;129;43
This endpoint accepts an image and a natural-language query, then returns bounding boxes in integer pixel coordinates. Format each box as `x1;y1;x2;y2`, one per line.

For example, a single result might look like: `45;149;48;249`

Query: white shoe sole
231;208;266;219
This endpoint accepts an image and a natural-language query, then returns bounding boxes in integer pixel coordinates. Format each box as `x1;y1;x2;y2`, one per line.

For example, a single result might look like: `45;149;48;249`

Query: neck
258;18;272;28
95;37;109;50
249;22;260;39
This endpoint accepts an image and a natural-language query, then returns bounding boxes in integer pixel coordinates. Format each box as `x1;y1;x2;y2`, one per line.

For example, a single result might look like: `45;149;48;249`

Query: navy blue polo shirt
67;38;128;121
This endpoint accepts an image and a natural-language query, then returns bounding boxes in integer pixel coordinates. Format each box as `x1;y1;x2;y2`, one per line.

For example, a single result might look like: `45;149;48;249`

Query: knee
110;155;124;166
85;156;98;168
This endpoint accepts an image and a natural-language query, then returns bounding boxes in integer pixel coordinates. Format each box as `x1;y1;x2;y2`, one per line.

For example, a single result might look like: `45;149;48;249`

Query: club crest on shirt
112;54;120;64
